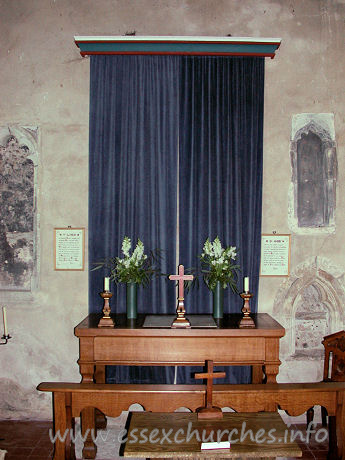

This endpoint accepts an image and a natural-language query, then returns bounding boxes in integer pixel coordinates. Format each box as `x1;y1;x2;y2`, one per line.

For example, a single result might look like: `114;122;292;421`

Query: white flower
203;239;212;256
124;259;130;268
213;237;223;257
122;236;131;257
132;239;145;263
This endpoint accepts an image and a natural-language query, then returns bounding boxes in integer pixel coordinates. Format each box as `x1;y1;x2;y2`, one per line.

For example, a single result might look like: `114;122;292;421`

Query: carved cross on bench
195;360;226;419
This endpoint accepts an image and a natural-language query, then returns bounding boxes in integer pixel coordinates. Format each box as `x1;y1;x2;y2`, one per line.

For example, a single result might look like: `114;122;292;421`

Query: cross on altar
195;360;226;419
169;264;193;300
169;264;193;328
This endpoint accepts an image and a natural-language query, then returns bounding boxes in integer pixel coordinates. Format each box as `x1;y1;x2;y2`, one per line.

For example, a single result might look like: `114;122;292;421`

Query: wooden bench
37;381;345;460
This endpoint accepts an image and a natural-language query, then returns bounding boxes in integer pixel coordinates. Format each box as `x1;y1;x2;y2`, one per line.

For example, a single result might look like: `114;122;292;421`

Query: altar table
74;313;285;385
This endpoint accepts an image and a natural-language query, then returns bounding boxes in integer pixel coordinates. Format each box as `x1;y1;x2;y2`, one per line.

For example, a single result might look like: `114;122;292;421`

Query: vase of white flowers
94;236;160;319
116;236;159;319
200;236;239;318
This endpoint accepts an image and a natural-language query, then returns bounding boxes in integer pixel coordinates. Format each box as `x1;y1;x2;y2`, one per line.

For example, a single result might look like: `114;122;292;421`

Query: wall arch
273;257;345;358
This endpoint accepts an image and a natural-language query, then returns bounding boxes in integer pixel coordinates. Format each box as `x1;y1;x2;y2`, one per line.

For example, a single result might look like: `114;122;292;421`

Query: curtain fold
89;55;179;383
178;56;265;383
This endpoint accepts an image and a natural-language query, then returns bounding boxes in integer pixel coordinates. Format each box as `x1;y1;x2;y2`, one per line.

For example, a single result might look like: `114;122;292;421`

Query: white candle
2;307;8;337
104;277;110;292
244;277;249;293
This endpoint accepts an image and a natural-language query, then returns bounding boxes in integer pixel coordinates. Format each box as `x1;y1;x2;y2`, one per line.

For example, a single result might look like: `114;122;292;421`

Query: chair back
322;330;345;382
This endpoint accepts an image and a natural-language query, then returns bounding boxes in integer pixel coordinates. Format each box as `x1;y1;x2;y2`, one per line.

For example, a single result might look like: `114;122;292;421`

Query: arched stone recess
0;126;39;296
273;256;345;361
288;113;337;235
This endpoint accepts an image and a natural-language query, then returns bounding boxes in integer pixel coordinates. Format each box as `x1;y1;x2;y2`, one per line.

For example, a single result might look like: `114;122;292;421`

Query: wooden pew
37;382;345;460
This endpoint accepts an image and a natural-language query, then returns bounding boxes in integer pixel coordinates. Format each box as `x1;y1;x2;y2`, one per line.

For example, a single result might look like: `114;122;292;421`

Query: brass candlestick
239;291;255;328
98;291;115;328
171;297;191;328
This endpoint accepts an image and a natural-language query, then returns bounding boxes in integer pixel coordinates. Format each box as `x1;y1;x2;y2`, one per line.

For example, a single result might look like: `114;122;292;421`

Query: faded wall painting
0;126;38;291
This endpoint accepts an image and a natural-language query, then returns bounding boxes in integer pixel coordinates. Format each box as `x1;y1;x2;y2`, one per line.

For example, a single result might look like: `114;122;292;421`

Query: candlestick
104;277;110;292
239;291;255;329
98;289;115;328
244;276;249;293
2;307;8;337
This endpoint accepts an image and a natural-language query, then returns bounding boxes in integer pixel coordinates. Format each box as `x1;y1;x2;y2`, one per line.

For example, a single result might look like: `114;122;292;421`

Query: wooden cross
169;264;193;328
195;360;226;419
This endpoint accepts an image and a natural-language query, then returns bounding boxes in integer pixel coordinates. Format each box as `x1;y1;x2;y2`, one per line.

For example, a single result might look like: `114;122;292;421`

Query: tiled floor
0;421;54;459
0;420;331;459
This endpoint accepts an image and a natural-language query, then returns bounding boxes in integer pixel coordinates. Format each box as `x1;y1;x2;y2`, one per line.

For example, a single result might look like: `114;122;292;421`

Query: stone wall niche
288;114;337;234
294;284;330;357
0;126;39;294
273;257;345;370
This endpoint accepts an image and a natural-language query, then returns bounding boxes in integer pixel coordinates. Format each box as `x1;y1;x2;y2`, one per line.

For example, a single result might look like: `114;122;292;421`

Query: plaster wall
0;0;344;419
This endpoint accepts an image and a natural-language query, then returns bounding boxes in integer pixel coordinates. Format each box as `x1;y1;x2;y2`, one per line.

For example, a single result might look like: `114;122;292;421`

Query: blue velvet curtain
89;55;179;383
89;55;264;384
178;56;265;383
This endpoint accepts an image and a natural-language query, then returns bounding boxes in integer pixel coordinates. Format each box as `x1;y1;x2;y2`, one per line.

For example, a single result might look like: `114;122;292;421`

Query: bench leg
327;415;337;459
66;401;76;460
53;392;69;460
322;406;328;427
306;407;314;429
336;397;345;460
81;407;97;459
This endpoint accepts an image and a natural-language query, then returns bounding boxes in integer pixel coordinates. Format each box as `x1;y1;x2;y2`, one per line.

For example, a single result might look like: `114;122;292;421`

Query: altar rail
38;382;345;460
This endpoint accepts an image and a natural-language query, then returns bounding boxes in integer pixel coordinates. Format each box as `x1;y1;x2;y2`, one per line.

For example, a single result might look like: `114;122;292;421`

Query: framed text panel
260;234;291;277
54;228;85;271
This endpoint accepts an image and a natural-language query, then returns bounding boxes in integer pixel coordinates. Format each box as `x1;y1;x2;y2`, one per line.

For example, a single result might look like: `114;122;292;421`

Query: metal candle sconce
1;306;11;344
0;334;12;345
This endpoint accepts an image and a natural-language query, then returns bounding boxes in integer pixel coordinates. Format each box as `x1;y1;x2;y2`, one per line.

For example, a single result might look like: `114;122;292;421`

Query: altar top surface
75;313;285;338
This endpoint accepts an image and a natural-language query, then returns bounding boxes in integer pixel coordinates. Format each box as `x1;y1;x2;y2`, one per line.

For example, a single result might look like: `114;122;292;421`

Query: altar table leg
94;364;105;383
79;365;97;458
79;363;95;384
94;365;107;430
81;407;97;459
252;365;264;384
263;364;279;383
